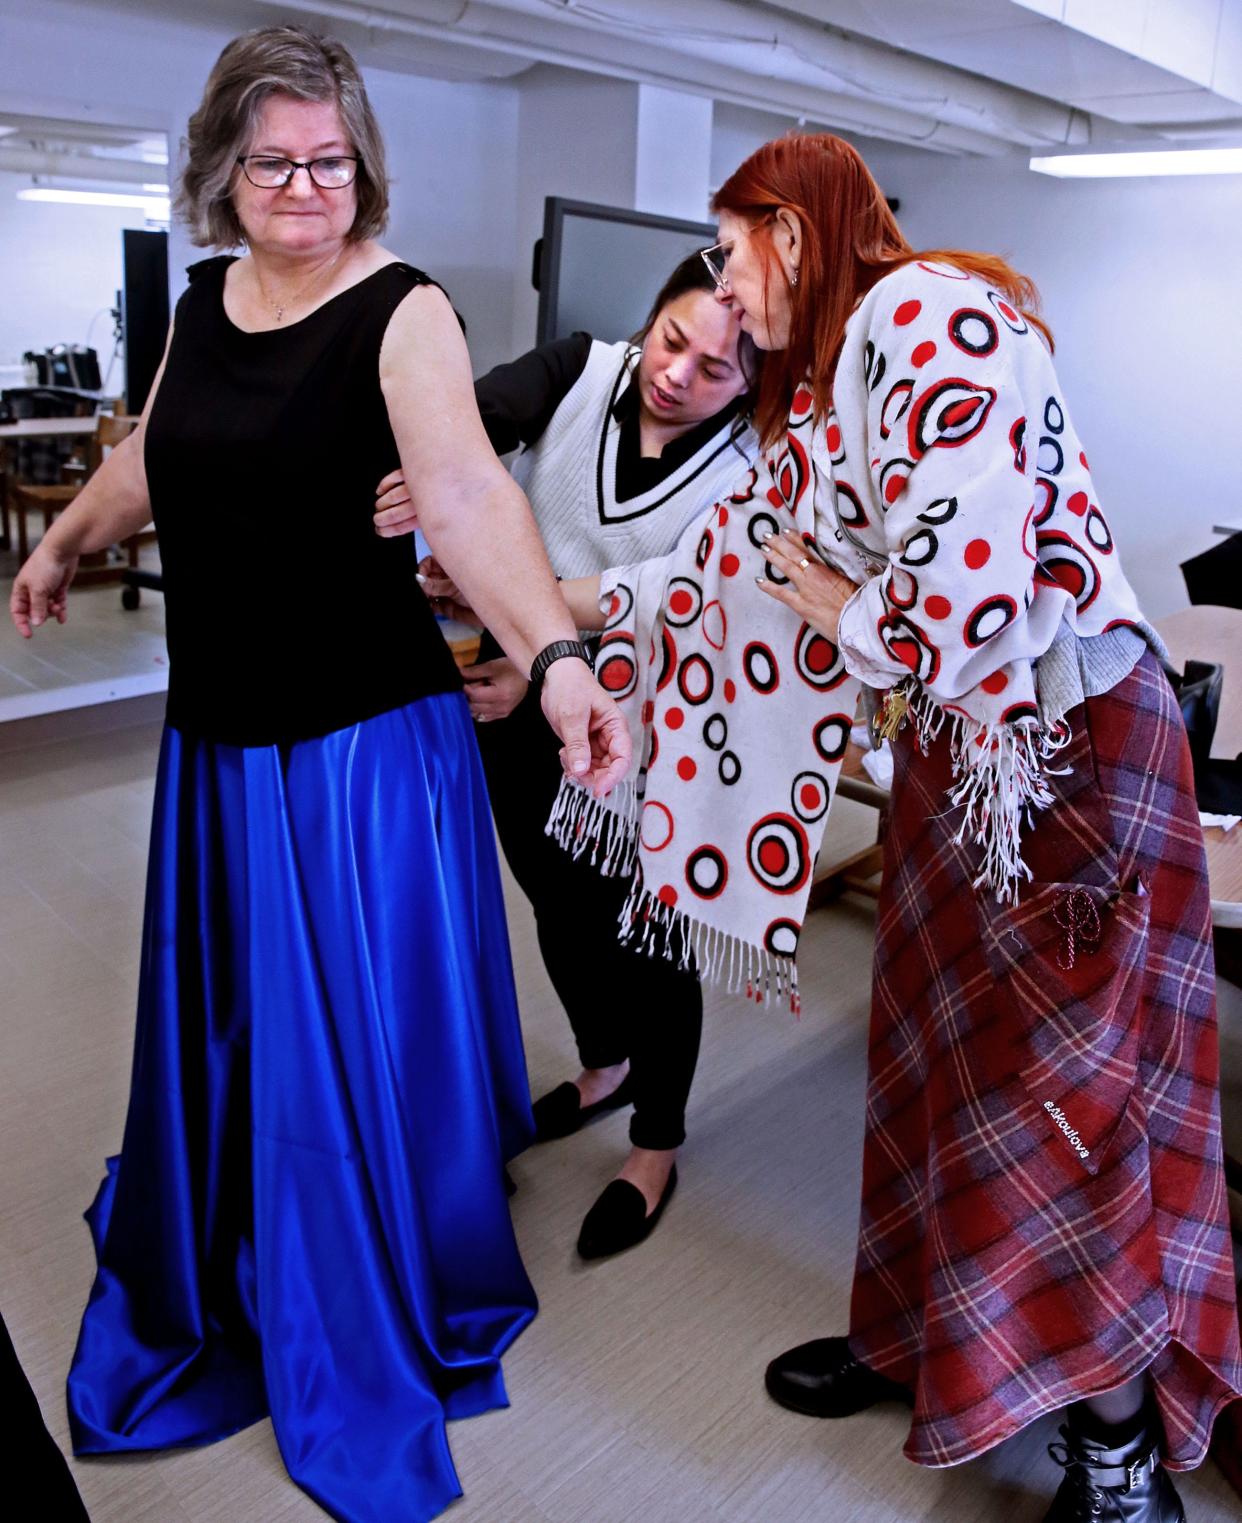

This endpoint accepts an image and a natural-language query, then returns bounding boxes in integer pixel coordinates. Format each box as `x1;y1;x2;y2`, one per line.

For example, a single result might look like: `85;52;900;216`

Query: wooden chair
9;414;140;582
0;441;11;552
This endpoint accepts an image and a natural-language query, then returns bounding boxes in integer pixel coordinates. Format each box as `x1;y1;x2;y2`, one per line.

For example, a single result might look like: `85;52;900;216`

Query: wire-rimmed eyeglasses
699;240;733;292
236;155;360;190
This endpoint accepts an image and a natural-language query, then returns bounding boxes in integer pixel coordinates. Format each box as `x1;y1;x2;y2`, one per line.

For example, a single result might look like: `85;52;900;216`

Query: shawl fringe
906;685;1073;903
547;776;800;1009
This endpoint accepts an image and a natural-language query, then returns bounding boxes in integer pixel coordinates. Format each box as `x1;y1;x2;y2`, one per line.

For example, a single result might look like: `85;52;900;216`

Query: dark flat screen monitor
122;228;170;415
535;197;716;346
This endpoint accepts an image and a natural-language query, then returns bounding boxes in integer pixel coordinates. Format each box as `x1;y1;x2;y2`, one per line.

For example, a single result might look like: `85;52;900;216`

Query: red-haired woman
553;133;1241;1521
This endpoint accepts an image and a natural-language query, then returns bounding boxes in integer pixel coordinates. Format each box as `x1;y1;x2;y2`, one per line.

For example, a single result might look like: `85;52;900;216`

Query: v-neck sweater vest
510;339;758;580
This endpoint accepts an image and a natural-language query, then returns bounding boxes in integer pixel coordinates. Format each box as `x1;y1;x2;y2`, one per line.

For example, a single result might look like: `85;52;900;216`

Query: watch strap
530;639;591;688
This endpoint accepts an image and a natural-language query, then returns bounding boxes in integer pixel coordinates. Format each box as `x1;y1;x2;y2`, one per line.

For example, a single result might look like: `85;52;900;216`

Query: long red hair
713;133;1052;445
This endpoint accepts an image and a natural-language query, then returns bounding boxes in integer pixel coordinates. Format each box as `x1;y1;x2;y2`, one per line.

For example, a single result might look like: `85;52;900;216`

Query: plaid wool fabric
847;651;1242;1469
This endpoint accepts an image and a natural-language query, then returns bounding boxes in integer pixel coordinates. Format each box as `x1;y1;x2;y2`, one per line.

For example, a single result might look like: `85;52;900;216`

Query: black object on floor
2;1305;91;1520
763;1336;913;1419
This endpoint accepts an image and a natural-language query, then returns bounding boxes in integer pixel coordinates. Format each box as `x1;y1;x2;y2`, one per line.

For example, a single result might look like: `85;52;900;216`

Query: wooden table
809;741;888;904
0;416;98;441
0;415;101;550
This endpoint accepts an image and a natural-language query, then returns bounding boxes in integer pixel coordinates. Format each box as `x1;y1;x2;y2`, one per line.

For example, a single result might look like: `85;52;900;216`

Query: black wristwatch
530;639;591;688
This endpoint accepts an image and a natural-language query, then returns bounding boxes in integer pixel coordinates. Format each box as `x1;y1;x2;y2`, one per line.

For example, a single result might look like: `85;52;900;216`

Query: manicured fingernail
761;530;773;542
416;573;427;585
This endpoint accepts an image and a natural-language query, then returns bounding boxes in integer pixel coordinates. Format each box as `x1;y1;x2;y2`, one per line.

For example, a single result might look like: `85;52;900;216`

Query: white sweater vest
511;339;758;580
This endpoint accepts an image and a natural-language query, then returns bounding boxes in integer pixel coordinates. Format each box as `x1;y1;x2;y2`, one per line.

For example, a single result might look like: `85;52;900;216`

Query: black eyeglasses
236;155;360;190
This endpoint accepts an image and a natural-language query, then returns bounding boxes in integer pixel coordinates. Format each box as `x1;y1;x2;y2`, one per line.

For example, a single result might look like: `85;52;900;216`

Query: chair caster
121;585;141;611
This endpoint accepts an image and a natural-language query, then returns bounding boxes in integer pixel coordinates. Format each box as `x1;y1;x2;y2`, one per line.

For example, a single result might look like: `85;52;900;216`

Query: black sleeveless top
145;256;461;746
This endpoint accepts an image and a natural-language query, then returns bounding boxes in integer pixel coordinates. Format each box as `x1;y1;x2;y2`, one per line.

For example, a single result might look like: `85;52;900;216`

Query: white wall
511;65;642;352
0;170;136;377
711;103;1242;618
363;66;519;374
0;0;522;375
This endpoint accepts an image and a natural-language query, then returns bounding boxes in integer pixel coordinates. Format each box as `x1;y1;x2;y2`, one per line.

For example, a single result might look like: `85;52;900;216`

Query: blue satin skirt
66;693;537;1523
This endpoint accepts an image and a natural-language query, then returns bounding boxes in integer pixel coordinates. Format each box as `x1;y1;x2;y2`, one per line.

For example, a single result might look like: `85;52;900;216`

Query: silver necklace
253;245;347;324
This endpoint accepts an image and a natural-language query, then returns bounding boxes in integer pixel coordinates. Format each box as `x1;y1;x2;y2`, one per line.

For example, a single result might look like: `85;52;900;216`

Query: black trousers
474;682;702;1150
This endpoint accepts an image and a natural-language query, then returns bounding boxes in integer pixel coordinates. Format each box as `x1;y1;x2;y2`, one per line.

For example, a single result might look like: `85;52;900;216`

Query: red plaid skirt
848;651;1242;1468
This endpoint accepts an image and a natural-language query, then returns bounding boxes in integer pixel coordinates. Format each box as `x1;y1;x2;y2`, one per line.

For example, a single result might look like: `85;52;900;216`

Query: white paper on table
1199;811;1240;834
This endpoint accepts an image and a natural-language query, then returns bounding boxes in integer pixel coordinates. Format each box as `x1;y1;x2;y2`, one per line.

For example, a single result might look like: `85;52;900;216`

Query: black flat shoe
576;1165;677;1260
531;1073;634;1143
1044;1412;1186;1522
764;1337;913;1418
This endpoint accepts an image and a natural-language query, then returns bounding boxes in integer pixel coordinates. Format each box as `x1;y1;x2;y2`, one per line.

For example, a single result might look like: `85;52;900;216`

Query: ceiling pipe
1148;118;1242;142
248;0;1026;154
0;146;164;185
479;0;1087;149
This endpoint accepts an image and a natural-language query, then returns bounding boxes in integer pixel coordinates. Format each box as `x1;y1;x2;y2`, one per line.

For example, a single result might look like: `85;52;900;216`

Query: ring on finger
797;556;810;569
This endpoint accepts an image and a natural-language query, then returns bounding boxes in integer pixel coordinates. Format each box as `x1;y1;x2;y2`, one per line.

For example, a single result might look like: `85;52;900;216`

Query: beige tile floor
0;541;168;721
1;713;1240;1523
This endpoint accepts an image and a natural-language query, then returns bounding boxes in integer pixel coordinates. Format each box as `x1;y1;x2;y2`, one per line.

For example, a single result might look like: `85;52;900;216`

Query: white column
633;83;713;221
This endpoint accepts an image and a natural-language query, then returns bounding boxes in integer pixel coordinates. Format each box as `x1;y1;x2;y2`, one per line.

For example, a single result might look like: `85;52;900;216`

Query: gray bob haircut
176;25;389;249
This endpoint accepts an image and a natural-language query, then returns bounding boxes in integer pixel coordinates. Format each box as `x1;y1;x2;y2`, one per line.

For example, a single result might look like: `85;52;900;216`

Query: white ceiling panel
1060;0;1150;55
1011;0;1062;18
762;0;1242;123
1215;0;1242;101
1137;0;1222;90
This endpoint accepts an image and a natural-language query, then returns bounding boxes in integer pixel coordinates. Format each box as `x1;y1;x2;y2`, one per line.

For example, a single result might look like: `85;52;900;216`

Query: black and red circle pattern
794;623;848;691
747;814;811;895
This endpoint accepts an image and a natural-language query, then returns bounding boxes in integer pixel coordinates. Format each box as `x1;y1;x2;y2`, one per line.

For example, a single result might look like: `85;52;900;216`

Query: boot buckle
1125;1451;1155;1492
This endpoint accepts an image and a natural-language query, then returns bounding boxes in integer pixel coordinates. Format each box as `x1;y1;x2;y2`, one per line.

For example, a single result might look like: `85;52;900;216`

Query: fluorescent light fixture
1030;147;1242;178
17;186;170;216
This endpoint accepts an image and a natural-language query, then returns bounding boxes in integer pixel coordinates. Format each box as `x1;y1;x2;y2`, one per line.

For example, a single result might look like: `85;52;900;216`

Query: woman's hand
758;528;855;641
9;542;79;638
462;656;528;722
374;468;419;538
416;554;482;627
539;657;632;797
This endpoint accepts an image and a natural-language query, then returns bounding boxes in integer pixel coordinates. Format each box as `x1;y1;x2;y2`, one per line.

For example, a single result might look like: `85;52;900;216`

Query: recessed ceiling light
17;186;170;215
1030;147;1242;178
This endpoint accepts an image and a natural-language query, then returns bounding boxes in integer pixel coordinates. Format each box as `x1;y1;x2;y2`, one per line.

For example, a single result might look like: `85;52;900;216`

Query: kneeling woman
376;256;759;1258
553;135;1242;1520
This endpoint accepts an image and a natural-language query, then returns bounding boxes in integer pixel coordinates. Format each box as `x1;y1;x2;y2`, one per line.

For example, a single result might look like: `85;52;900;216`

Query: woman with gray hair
9;24;628;1523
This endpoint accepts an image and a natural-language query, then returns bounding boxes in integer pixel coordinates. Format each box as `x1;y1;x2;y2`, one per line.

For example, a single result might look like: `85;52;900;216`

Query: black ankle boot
1044;1408;1186;1522
763;1337;913;1418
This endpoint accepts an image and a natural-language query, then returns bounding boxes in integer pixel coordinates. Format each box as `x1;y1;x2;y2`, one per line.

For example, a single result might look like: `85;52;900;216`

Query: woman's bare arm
10;333;169;636
379;285;629;791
